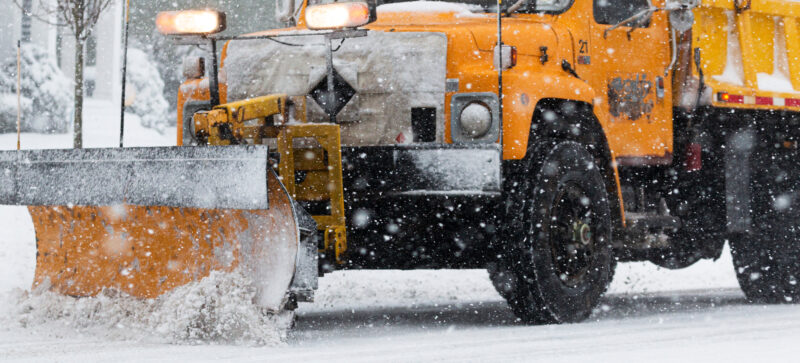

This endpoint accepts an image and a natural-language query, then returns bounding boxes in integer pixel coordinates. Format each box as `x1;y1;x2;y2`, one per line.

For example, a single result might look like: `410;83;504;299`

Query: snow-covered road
289;289;800;363
3;231;798;363
1;100;799;362
3;277;800;362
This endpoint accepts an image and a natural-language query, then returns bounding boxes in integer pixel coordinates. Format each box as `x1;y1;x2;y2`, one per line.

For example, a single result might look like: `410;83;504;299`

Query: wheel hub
573;221;592;245
550;183;597;287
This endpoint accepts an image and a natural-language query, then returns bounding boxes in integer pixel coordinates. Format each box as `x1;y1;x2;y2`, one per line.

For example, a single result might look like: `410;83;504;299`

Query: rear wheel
731;232;800;303
494;141;616;324
730;141;800;303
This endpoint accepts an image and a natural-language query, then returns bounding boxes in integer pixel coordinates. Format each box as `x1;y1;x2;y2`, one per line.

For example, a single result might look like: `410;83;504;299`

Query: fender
501;73;624;227
501;72;597;160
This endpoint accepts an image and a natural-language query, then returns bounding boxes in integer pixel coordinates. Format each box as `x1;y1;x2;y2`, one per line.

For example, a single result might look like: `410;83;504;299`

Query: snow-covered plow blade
0;145;317;311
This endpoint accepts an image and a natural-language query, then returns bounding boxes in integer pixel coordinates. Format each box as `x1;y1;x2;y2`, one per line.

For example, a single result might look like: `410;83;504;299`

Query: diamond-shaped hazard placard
310;68;356;118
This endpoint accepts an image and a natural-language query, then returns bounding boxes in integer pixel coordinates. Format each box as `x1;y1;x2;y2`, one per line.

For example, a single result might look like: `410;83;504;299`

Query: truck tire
730;141;800;303
731;232;800;303
494;141;616;324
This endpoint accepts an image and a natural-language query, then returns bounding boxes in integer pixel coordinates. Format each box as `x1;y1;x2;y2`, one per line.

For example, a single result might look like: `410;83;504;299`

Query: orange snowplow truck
3;0;800;324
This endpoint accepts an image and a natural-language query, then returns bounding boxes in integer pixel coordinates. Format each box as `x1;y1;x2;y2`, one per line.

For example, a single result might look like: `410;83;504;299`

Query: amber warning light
305;2;374;30
156;10;227;36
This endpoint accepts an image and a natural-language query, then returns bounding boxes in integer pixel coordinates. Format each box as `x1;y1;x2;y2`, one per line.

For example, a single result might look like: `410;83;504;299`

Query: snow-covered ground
1;99;799;361
0;98;176;150
4;242;797;362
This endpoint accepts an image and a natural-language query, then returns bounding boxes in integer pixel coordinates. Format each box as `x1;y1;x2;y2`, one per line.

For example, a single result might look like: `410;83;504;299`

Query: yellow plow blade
0;145;316;311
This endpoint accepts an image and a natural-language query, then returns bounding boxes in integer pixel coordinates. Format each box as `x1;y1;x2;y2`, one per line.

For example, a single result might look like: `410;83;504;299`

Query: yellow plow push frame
194;94;348;264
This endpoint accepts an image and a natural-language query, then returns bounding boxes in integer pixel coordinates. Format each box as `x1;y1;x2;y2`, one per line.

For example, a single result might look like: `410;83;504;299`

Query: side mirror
669;9;694;32
666;0;699;33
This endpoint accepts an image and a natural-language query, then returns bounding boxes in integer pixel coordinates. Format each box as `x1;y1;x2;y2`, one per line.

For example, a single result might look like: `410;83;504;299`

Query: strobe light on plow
0;146;317;311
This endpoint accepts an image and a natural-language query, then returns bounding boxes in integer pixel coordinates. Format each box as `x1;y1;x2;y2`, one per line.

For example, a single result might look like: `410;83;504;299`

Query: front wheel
494;141;616;324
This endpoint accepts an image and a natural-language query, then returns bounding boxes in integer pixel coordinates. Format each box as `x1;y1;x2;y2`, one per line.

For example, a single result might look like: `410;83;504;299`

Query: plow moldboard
30;171;300;311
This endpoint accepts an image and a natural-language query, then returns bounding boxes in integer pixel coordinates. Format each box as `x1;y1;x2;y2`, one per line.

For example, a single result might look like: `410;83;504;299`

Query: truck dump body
695;0;800;109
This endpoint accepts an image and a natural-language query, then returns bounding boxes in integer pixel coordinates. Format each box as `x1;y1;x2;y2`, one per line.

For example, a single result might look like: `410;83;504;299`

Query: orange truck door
589;0;673;165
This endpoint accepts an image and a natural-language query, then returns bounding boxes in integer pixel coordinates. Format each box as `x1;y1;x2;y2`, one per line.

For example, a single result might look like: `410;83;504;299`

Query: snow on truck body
224;31;449;145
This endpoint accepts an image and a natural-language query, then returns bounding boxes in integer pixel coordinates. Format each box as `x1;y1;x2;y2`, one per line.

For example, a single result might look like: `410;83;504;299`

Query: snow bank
304;270;504;313
0;270;291;346
0;206;35;294
0;99;177;150
608;245;740;295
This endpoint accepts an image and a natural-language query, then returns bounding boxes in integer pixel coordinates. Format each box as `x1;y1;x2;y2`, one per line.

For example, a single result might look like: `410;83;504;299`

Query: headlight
459;102;493;138
156;10;226;36
305;2;373;30
450;93;499;143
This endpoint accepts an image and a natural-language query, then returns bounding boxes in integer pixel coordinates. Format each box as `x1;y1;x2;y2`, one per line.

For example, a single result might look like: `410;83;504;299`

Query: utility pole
119;0;130;147
497;0;503;148
17;40;22;150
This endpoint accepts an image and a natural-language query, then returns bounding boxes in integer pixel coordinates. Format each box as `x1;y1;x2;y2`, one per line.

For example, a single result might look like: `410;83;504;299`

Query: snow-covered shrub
0;94;32;132
125;48;170;133
0;44;72;133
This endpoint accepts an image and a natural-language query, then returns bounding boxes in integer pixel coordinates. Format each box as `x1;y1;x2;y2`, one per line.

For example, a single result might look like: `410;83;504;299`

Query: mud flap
726;129;754;233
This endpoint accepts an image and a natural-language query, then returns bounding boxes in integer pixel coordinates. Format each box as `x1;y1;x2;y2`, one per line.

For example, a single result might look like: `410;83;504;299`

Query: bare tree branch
10;0;67;27
12;0;116;149
12;0;114;40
